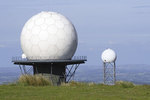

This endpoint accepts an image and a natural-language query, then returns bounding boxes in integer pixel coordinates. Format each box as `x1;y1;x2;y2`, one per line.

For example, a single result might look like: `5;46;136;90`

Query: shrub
115;81;135;88
17;75;52;86
61;81;87;86
88;82;96;86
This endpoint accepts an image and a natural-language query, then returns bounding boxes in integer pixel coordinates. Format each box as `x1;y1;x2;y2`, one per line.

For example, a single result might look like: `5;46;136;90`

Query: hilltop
0;81;150;100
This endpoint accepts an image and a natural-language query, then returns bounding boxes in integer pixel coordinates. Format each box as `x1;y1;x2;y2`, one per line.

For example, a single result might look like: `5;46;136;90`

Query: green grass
0;81;150;100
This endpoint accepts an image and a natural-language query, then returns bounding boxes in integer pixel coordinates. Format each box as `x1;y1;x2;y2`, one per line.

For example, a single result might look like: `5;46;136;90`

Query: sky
0;0;150;67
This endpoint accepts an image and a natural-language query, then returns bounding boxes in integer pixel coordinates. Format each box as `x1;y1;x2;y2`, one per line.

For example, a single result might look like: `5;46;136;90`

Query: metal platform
12;56;86;65
12;59;86;65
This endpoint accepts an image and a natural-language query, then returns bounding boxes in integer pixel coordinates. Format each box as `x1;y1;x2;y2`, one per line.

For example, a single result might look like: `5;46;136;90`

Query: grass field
0;82;150;100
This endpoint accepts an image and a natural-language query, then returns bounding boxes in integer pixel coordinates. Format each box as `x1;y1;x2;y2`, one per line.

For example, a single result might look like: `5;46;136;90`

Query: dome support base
12;57;87;85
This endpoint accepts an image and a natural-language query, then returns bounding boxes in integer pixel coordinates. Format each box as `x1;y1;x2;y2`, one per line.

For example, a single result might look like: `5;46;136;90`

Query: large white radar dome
101;48;117;63
21;11;78;60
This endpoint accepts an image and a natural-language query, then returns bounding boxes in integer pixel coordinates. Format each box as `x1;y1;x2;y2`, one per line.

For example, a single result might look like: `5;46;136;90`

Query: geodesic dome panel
21;11;78;60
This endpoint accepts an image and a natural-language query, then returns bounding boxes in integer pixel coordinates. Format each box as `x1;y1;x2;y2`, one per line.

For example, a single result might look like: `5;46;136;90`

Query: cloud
0;44;5;48
96;33;150;46
79;40;87;44
133;5;150;8
89;48;94;51
108;40;116;45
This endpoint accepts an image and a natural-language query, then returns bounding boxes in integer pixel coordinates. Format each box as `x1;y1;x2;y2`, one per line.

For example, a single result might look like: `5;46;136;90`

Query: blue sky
0;0;150;67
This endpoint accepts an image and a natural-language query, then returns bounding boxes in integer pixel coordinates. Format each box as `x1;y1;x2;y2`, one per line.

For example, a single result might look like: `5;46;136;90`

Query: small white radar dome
22;53;27;59
101;48;117;63
21;11;78;60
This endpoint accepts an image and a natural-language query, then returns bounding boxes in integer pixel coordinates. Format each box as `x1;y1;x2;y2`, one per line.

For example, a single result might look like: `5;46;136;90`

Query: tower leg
113;62;116;84
103;62;106;84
